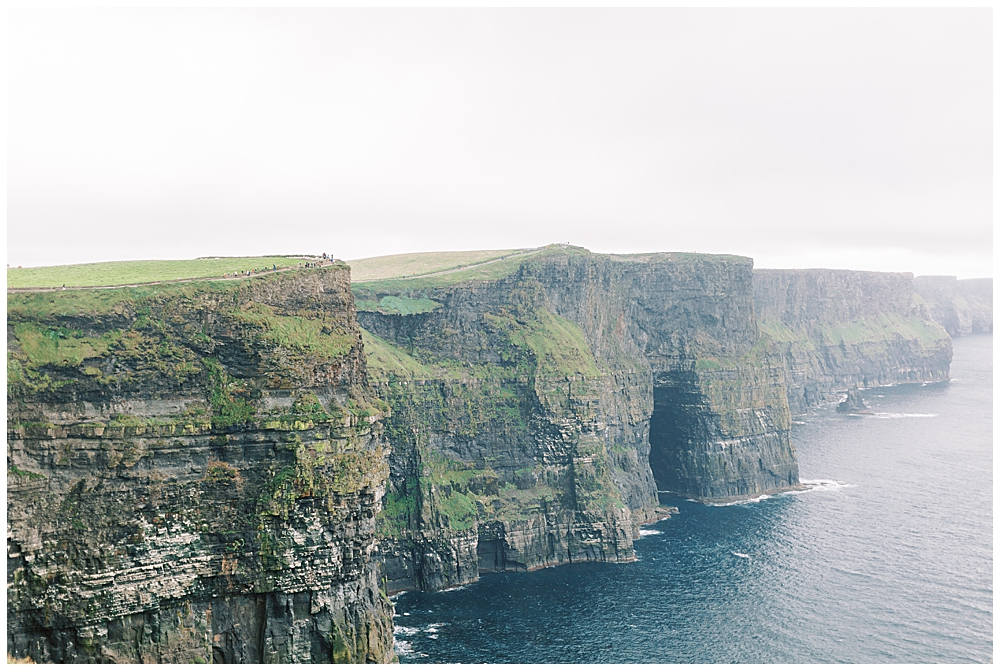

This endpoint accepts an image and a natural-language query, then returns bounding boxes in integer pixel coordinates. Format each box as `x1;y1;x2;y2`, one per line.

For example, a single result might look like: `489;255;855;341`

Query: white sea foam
639;529;663;536
394;625;420;637
790;479;855;494
872;412;937;419
424;623;446;634
731;552;751;559
706;479;853;506
708;493;773;507
393;638;427;659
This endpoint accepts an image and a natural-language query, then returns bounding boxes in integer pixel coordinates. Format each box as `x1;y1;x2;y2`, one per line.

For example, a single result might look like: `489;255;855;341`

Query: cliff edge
7;267;395;663
753;269;952;413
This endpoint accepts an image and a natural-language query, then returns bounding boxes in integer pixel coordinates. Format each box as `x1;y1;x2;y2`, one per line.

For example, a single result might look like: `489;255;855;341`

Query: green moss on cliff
228;303;357;359
356;295;442;316
361;329;433;380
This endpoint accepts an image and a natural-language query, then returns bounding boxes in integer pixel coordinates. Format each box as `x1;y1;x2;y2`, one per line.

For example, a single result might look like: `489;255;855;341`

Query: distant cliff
356;248;797;593
7;268;395;663
753;269;952;414
913;276;993;336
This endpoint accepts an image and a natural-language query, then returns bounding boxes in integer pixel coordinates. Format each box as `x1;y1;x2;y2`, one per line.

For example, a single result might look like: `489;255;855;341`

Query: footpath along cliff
7;267;395;663
7;247;965;662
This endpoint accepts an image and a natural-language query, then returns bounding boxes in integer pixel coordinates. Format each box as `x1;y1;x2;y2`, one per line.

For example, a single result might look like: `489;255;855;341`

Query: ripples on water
393;334;993;663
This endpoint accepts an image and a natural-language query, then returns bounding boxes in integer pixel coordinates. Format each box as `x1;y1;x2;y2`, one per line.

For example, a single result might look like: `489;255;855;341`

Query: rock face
356;248;799;593
7;268;395;663
837;385;871;414
9;250;958;660
913;275;993;336
753;269;952;414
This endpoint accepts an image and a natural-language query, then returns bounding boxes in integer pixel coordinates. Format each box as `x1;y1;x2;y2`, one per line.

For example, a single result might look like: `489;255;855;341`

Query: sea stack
837;385;871;414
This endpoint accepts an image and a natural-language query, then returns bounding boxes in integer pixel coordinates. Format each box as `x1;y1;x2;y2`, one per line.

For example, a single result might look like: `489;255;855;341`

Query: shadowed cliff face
913;275;993;337
7;268;395;664
356;250;799;593
753;269;953;414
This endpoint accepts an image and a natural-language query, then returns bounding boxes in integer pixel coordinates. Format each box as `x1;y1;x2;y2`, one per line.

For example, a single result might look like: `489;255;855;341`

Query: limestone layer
913;275;993;337
7;268;395;663
753;269;953;414
358;250;799;593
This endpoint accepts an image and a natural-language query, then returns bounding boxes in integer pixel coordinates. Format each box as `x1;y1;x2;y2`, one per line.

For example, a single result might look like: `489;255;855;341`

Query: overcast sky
8;8;993;277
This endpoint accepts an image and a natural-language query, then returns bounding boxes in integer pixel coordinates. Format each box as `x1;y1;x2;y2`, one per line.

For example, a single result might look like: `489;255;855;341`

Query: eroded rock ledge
7;267;395;663
357;250;798;593
7;250;961;661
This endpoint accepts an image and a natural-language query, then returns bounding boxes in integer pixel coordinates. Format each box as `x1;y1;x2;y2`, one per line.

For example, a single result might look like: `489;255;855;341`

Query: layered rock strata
913;275;993;336
356;249;799;593
7;268;395;663
753;269;952;414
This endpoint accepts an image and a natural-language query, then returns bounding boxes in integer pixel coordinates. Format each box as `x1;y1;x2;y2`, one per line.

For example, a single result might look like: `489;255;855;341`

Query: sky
7;8;993;278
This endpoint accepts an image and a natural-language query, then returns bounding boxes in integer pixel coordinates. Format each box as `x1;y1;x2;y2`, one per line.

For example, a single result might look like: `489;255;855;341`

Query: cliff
913;275;993;336
7;267;395;663
9;248;956;660
356;248;798;593
753;269;952;414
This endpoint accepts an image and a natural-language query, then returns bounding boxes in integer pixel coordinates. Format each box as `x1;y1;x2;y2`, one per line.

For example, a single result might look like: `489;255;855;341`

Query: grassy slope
758;313;949;348
348;249;524;282
352;245;589;293
7;256;315;289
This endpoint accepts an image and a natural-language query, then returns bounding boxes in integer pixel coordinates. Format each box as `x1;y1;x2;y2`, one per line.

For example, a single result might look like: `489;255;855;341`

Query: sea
391;333;993;664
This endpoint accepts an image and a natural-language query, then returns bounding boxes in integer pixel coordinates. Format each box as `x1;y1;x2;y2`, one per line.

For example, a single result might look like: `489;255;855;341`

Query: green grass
361;328;433;380
230;303;357;360
7;256;315;289
352;245;588;293
356;295;442;315
757;318;803;343
760;314;948;349
820;313;948;347
520;310;602;379
347;249;524;282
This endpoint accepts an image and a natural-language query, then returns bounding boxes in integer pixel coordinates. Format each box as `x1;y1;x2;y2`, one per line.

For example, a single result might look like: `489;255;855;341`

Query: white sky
7;8;993;278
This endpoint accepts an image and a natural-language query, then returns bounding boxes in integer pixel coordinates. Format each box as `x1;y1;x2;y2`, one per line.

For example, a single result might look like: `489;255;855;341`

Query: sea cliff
753;269;952;414
7;267;395;663
356;248;798;593
913;275;993;337
7;248;967;661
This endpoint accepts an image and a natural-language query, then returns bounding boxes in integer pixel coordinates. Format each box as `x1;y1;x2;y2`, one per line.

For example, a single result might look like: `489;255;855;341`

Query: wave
872;412;937;419
393;638;428;659
707;493;773;507
731;551;752;559
706;479;854;506
791;479;855;494
639;529;663;536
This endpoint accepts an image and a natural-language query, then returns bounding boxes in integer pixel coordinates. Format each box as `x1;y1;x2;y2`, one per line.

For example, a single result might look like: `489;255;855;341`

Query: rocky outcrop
913;275;993;336
837;385;871;414
357;248;799;593
7;268;395;663
753;269;952;414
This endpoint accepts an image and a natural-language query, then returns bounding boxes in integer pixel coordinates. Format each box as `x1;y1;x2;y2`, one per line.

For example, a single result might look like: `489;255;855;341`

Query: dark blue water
393;334;992;663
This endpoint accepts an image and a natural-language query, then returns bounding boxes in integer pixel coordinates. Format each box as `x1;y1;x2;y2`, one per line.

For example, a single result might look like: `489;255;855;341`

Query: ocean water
392;334;992;663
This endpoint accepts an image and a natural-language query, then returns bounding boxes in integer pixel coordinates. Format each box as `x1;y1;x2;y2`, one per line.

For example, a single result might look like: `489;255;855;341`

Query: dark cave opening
648;374;702;498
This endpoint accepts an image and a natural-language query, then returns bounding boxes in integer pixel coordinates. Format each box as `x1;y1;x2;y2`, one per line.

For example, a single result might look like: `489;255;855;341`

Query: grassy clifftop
7;256;320;289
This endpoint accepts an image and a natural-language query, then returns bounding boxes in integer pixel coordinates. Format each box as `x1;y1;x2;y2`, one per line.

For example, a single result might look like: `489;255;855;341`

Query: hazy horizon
8;9;992;279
